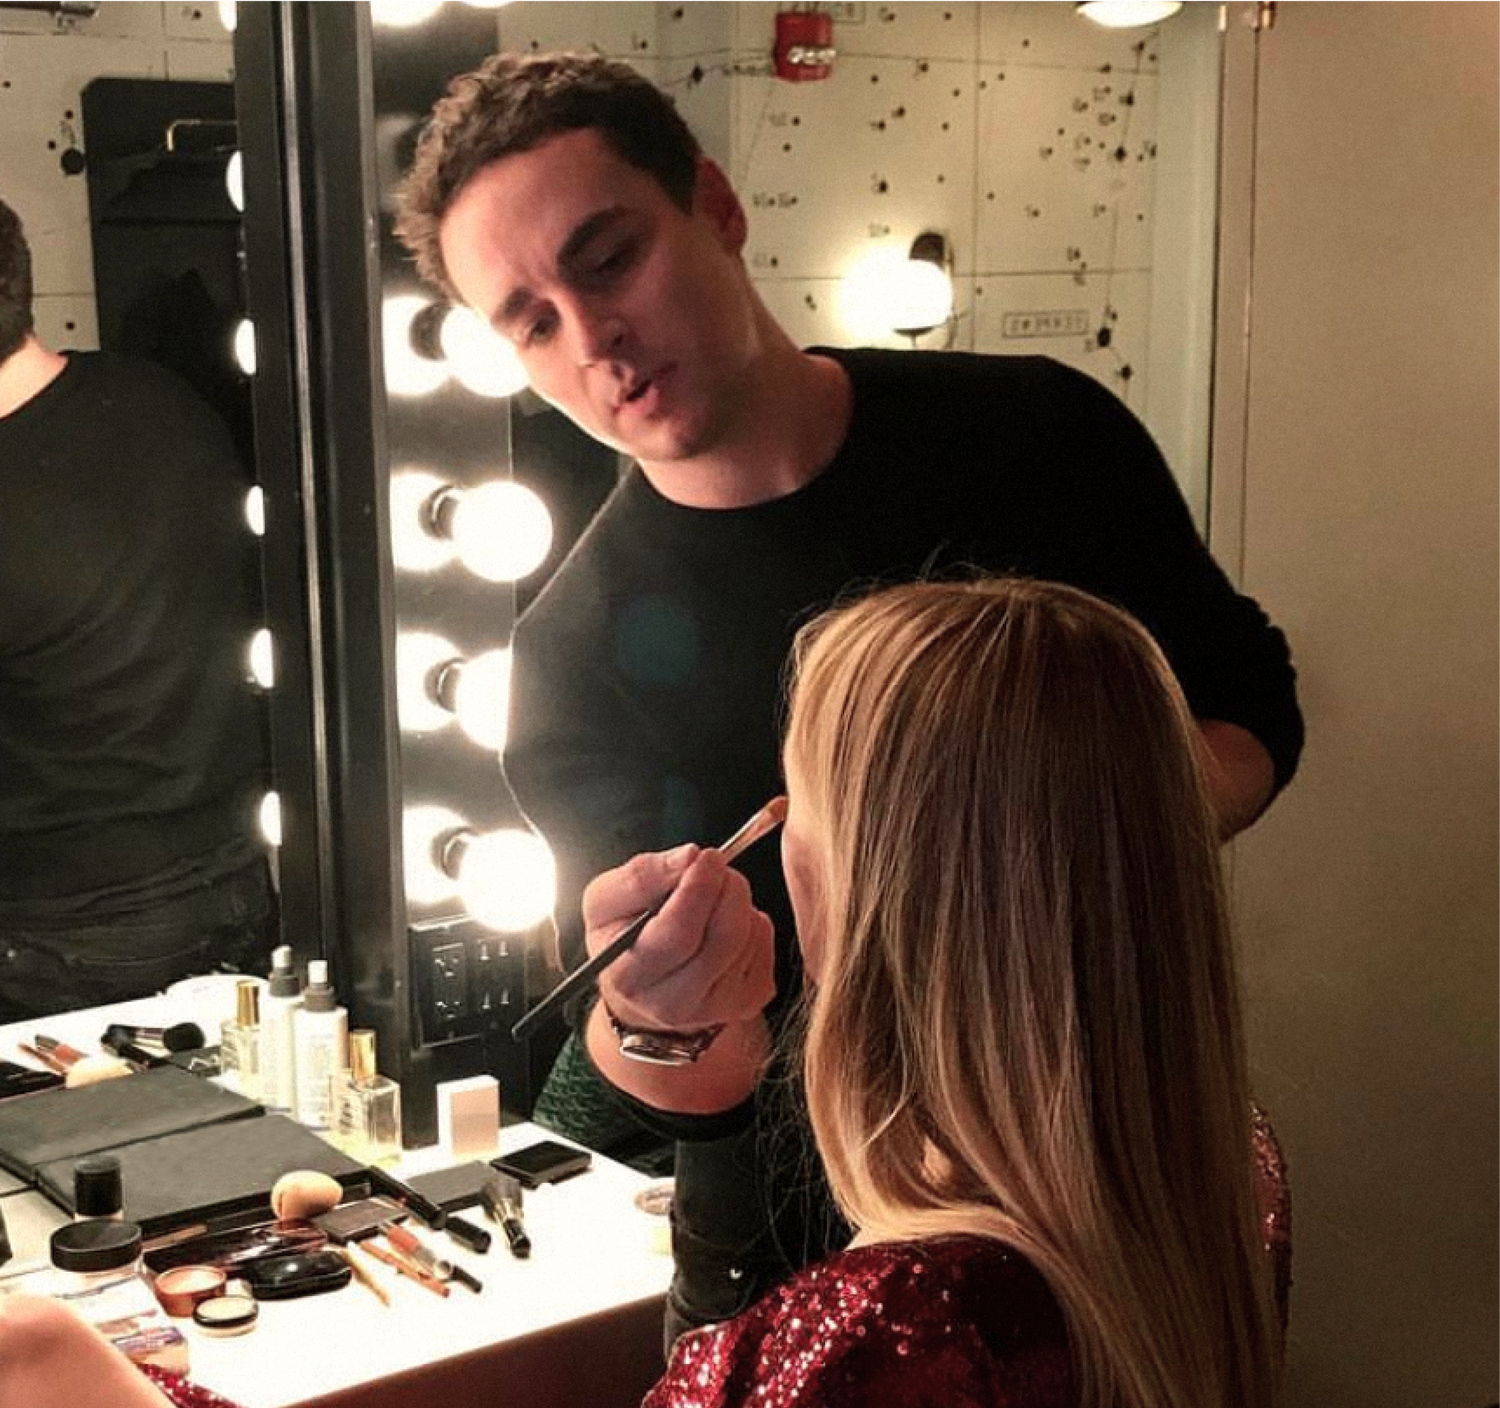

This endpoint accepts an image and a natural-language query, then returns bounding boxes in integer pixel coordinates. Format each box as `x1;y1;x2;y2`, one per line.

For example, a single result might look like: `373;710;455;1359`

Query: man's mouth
614;364;672;413
619;377;651;407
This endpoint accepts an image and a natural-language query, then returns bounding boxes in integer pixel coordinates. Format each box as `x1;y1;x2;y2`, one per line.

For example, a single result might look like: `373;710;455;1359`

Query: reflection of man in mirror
397;54;1303;1344
0;197;274;1023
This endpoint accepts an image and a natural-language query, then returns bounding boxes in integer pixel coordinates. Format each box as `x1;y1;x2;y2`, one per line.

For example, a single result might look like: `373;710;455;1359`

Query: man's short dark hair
394;51;701;302
0;198;35;365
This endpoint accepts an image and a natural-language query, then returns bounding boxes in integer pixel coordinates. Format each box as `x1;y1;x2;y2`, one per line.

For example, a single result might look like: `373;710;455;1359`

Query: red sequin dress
139;1366;242;1408
645;1114;1292;1408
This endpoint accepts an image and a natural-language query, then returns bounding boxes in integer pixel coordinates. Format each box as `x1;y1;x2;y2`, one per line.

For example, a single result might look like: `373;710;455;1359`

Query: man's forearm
1197;719;1278;840
584;1001;769;1116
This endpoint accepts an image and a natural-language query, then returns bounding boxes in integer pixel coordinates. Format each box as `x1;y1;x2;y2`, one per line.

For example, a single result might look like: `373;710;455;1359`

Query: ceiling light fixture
1075;1;1184;29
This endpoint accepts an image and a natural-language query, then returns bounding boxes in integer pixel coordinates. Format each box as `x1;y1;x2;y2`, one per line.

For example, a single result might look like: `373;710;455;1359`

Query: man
396;52;1303;1340
0;197;273;1020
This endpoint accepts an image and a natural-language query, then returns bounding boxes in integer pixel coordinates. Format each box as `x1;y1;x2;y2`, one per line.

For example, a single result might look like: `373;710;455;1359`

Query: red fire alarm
774;10;835;83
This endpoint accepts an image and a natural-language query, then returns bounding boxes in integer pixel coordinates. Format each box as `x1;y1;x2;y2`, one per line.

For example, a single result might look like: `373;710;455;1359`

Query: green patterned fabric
533;1031;674;1175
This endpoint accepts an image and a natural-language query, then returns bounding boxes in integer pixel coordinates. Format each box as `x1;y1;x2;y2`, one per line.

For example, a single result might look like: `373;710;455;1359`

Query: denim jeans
0;857;273;1024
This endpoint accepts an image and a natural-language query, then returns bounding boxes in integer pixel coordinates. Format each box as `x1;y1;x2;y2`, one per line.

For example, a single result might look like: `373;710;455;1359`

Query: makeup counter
0;986;673;1408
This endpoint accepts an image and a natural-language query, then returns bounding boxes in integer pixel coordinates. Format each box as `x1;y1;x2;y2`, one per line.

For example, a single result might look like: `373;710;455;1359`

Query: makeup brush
510;796;788;1042
101;1022;205;1054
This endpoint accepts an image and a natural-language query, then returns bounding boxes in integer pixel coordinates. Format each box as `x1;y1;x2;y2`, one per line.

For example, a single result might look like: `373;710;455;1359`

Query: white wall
1226;4;1499;1404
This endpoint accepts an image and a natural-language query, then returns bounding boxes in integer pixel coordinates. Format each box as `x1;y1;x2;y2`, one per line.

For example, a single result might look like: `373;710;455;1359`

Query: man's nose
572;305;628;369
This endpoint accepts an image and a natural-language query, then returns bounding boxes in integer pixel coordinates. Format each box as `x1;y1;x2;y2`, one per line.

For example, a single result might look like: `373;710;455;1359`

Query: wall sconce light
396;632;512;751
402;805;556;932
890;231;955;341
1075;1;1183;27
837;232;955;345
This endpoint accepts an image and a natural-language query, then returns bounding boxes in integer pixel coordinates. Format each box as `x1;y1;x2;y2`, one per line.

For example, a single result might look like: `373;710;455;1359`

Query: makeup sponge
270;1170;343;1221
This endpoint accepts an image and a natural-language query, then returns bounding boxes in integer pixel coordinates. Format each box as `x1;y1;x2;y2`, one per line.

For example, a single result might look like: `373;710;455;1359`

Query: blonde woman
645;577;1289;1408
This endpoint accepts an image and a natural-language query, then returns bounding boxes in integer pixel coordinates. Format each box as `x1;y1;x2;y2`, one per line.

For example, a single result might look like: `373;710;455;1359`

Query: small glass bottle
221;978;263;1101
331;1029;402;1164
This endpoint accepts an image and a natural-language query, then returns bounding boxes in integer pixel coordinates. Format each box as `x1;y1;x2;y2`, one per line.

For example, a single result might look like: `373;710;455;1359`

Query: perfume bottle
331;1029;402;1164
220;979;262;1102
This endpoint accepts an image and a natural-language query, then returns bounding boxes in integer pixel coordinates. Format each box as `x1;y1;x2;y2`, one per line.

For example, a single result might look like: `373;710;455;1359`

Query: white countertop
0;989;673;1408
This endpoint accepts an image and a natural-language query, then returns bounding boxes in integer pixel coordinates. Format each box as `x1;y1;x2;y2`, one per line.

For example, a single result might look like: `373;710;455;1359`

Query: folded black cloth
0;1065;261;1181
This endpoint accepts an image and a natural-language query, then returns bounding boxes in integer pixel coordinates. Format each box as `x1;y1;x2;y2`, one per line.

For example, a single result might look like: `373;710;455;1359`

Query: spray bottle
292;959;347;1129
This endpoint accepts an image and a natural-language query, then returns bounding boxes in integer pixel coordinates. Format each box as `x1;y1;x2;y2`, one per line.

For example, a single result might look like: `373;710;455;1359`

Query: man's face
438;129;761;467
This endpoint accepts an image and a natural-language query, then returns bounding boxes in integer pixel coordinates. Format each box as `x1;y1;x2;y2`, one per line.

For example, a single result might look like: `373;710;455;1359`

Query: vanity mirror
1;0;1242;1133
0;1;289;1018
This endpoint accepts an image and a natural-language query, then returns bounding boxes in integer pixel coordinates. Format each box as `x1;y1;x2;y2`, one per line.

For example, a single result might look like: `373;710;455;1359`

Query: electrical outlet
430;941;468;1021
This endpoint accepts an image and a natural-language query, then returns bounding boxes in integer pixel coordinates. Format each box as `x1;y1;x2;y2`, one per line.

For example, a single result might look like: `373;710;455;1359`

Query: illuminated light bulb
458;0;514;7
837;247;954;340
888;259;954;337
837;248;916;342
244;485;265;537
225;150;244;213
434;480;553;583
402;804;466;905
436;647;512;752
444;828;555;933
248;628;275;689
439;306;528;399
217;0;237;32
258;791;282;848
370;0;445;25
1075;0;1183;27
389;470;457;573
395;631;461;734
233;318;257;376
382;294;449;398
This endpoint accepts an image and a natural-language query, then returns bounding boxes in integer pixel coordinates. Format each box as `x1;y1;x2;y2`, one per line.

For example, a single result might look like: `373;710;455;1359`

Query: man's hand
581;845;776;1115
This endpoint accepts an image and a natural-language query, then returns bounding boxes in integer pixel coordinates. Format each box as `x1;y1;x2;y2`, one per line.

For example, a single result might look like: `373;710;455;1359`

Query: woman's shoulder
650;1236;1074;1408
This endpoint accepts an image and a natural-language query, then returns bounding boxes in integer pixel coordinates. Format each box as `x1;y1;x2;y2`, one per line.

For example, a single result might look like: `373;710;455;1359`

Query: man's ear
692;156;748;253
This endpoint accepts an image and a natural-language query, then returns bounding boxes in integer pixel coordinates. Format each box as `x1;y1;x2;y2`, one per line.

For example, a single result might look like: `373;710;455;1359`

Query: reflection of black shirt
0;351;267;907
506;350;1304;1304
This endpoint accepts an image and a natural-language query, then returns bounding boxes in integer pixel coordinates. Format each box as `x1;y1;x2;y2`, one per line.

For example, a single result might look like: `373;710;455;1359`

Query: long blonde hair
783;578;1280;1408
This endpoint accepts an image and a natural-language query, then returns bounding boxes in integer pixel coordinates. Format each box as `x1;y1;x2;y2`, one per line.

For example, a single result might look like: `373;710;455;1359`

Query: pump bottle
292;959;347;1129
260;945;300;1112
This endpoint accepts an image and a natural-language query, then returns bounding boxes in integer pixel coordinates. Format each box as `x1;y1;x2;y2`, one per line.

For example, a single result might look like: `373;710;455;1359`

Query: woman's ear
692;156;748;253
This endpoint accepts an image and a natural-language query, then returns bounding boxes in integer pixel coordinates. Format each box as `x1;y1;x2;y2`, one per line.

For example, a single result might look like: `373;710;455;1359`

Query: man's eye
524;314;557;347
591;243;635;278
